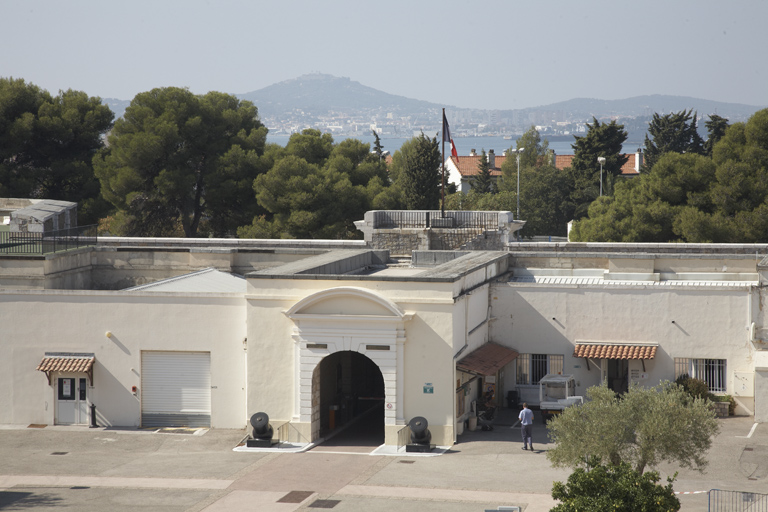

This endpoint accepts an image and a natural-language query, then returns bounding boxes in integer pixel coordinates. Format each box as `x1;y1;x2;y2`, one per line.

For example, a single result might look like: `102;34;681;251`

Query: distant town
104;73;764;145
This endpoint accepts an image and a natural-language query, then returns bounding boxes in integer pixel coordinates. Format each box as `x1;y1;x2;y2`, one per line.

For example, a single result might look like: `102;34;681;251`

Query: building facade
1;227;767;447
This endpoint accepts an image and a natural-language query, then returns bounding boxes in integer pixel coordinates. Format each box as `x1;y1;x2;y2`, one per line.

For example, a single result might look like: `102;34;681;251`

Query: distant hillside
101;75;765;126
238;73;447;117
519;95;763;121
102;98;131;120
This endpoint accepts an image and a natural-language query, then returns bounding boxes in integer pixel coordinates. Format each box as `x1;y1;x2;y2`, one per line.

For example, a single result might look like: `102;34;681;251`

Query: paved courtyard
0;414;765;512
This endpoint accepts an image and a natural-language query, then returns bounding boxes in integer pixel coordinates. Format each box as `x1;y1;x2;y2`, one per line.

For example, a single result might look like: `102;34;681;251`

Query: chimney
488;149;496;168
470;149;476;156
635;148;643;172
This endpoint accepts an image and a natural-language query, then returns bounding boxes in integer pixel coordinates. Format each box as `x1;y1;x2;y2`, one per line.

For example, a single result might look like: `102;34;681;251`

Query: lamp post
514;148;525;220
597;156;606;196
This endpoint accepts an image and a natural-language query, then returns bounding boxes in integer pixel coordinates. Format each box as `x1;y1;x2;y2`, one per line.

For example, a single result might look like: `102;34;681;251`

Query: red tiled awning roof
573;343;657;359
457;342;519;376
36;354;95;384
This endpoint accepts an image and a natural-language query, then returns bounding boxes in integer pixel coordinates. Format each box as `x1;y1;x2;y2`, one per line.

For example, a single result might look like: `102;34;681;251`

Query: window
516;354;564;385
675;358;726;393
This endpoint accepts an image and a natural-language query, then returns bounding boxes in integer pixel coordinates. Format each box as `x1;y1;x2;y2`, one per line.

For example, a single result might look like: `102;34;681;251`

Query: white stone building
1;217;767;448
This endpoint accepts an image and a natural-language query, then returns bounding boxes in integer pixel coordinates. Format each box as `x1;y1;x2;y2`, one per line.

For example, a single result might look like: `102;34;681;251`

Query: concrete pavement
0;413;765;511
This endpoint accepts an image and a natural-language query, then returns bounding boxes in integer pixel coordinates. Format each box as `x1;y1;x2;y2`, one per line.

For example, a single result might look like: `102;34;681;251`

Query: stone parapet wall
357;211;524;256
371;232;422;257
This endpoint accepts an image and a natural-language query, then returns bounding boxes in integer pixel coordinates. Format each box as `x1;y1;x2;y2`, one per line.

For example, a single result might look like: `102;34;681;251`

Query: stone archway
311;350;385;442
285;287;413;443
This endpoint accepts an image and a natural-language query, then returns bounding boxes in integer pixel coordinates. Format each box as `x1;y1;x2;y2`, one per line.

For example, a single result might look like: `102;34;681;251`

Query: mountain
238;73;447;118
102;74;765;130
519;95;763;121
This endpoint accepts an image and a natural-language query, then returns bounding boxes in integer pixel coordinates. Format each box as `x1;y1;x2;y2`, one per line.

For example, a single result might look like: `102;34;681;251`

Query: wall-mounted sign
423;383;434;394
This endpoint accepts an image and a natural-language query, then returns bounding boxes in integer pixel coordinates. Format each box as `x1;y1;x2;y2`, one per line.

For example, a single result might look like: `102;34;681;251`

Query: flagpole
441;108;446;217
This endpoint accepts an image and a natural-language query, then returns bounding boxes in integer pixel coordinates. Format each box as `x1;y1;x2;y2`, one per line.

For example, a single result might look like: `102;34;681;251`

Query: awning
573;343;657;360
457;342;519;376
36;353;95;385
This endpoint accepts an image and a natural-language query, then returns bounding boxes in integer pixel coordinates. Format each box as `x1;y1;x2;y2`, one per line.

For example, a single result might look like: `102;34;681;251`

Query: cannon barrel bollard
406;416;435;453
246;412;278;448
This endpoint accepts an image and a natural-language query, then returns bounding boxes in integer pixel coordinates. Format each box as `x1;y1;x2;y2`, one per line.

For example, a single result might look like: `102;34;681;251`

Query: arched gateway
285;287;413;443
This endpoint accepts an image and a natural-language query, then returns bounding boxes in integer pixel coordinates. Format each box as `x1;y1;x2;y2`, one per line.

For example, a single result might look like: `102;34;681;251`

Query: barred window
675;357;727;393
517;354;564;385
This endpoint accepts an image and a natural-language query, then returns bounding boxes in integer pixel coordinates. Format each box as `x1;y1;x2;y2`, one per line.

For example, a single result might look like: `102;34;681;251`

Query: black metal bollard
89;403;97;428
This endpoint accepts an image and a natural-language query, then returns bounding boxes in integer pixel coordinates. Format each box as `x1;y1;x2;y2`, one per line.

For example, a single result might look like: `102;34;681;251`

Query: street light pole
597;156;606;196
516;148;525;220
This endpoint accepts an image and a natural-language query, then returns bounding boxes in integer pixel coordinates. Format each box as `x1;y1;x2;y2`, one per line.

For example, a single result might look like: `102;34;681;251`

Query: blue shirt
519;407;533;425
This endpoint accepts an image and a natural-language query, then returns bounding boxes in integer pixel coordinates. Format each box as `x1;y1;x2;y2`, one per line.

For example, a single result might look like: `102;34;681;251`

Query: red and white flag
442;111;459;162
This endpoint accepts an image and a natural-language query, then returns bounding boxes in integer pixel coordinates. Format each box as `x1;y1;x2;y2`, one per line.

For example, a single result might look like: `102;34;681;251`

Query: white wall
490;282;753;399
0;291;246;428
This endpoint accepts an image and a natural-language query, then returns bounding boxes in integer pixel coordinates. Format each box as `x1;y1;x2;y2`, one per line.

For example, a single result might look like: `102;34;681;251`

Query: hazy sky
2;0;766;110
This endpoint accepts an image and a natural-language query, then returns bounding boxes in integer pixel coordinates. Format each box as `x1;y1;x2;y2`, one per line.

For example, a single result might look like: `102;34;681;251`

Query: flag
442;111;459;162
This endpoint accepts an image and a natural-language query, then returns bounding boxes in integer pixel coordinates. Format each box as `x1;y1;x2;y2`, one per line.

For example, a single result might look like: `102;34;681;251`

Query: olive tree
547;382;719;475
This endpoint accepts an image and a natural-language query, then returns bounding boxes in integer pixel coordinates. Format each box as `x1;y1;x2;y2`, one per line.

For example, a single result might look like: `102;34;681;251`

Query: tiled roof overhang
457;342;519;376
36;353;95;385
573;343;657;359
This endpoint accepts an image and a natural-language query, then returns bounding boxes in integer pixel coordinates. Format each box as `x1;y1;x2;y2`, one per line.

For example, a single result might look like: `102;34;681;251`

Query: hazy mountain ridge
238;74;447;117
102;74;764;125
526;94;763;119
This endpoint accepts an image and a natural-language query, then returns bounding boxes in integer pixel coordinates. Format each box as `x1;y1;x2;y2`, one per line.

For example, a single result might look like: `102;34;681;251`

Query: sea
266;134;585;155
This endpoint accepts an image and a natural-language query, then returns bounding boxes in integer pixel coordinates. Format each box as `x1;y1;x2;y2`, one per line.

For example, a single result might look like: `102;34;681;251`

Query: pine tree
703;114;729;156
568;118;628;219
643;109;705;170
472;149;494;194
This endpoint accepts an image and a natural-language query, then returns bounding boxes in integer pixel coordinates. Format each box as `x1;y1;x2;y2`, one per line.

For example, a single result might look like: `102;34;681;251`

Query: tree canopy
495;126;572;237
567;118;628;219
570;108;768;242
551;459;680;512
643;109;704;170
472;149;494;194
93;87;268;237
388;132;441;210
238;130;388;239
0;78;114;224
547;383;719;475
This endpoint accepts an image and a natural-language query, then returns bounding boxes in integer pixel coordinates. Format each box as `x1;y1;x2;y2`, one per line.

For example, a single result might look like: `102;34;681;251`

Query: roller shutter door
141;351;211;428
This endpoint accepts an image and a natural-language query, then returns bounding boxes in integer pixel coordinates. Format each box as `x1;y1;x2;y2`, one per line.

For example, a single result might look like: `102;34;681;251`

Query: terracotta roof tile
449;155;507;177
36;356;94;373
573;343;657;359
457;342;519;376
555;154;639;176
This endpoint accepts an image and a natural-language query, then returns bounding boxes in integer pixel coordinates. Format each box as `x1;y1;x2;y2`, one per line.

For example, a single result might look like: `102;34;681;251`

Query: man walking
518;402;534;450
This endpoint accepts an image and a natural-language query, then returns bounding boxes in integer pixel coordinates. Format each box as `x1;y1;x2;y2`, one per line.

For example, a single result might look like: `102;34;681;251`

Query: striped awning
36;353;95;384
457;342;519;376
573;343;657;360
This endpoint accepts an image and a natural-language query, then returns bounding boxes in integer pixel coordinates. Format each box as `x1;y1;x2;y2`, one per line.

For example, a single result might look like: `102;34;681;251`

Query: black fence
710;489;768;511
373;211;500;230
0;225;97;255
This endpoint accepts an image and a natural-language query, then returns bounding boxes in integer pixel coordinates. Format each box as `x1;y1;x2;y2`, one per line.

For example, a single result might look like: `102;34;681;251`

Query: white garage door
141;351;211;428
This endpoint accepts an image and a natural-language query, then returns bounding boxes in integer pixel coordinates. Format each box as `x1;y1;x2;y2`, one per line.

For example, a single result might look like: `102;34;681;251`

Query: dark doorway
313;351;385;448
607;359;629;394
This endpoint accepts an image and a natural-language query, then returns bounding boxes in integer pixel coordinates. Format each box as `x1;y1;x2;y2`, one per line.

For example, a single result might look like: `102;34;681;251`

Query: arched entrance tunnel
313;351;385;447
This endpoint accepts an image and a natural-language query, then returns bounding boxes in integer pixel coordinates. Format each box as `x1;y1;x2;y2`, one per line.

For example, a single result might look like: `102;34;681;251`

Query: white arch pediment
285;287;411;321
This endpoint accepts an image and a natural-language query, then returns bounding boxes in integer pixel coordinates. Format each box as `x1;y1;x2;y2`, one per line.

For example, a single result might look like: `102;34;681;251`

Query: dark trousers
521;424;532;446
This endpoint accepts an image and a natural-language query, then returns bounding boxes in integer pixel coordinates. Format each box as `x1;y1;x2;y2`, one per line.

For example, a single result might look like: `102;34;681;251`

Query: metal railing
396;423;412;452
710;489;768;511
0;225;97;255
373;211;500;230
